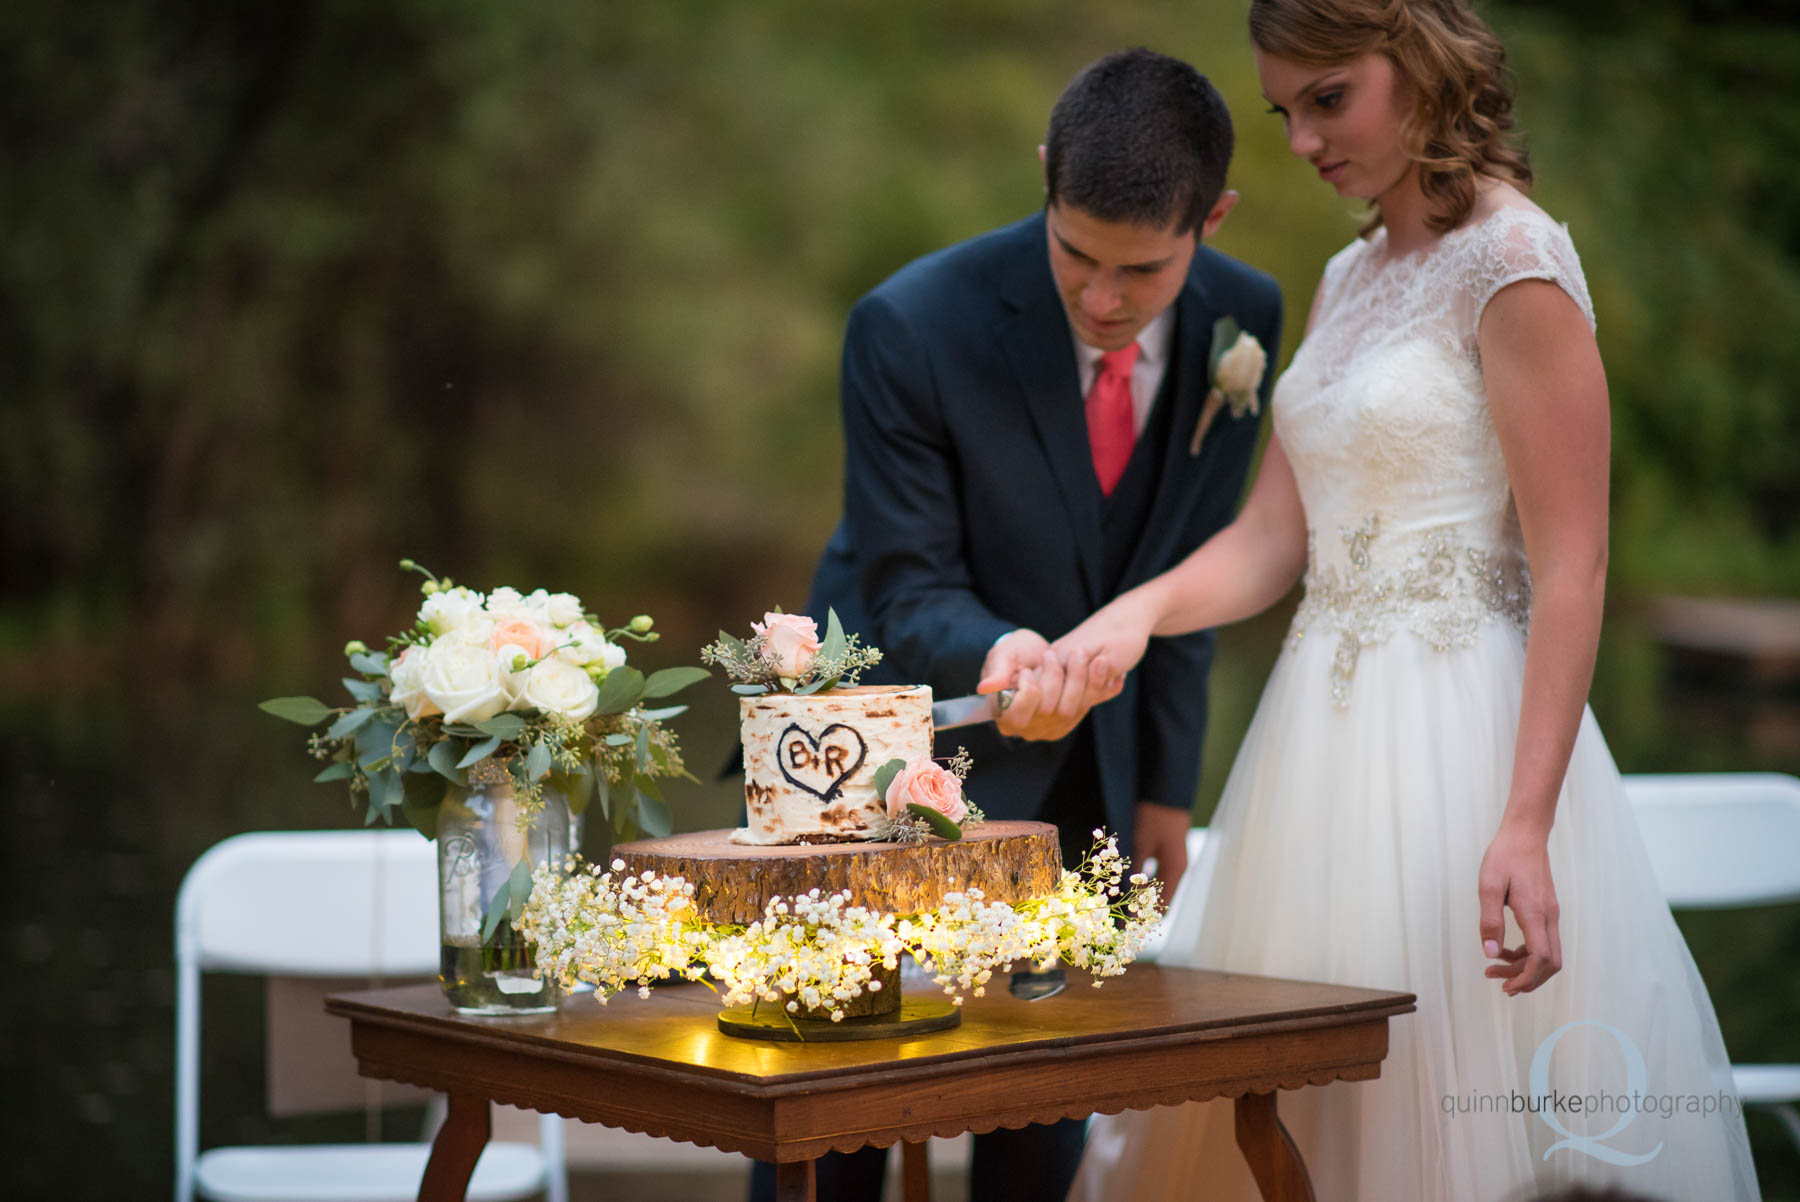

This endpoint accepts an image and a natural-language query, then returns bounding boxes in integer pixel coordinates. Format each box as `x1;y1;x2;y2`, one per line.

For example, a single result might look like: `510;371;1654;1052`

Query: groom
757;48;1282;1202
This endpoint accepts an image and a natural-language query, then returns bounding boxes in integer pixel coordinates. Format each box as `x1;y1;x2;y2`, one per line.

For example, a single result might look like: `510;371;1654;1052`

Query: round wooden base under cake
716;998;961;1042
611;820;1061;926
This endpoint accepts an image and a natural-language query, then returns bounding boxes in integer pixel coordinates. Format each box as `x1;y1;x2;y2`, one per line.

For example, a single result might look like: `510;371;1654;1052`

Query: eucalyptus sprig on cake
260;560;708;842
700;608;881;695
872;748;985;844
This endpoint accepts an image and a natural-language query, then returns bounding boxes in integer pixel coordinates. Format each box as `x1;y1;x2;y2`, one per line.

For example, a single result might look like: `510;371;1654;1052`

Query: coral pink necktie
1085;342;1140;496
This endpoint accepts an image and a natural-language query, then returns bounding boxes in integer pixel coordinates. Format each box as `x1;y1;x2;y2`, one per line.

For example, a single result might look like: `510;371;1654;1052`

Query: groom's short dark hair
1045;48;1234;236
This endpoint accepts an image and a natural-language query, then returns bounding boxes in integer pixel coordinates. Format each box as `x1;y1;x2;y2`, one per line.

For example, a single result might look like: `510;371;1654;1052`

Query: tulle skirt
1070;623;1761;1202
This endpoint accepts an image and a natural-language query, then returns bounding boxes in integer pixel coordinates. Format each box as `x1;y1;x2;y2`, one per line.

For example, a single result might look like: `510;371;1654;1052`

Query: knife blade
930;689;1015;731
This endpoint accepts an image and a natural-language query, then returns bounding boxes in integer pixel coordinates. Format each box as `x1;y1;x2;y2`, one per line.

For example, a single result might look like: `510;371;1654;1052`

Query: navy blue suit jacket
806;212;1281;856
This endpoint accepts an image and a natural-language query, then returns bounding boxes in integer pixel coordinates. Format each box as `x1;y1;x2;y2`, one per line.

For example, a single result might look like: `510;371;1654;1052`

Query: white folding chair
1624;771;1800;1155
175;829;568;1202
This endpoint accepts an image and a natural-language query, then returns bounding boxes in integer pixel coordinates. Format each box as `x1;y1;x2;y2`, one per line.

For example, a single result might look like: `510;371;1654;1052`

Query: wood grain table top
327;966;1414;1163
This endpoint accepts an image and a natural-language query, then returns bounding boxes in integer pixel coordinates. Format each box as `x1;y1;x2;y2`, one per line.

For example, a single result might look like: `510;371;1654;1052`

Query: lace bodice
1278;202;1596;706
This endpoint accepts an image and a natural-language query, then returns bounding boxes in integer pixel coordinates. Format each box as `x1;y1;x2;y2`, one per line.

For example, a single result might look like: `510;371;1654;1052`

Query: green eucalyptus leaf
871;757;907;802
718;630;746;656
729;683;769;696
611;789;633;836
475;713;528;740
553;768;596;818
525;741;553;782
427;740;468;785
342;677;384;704
348;650;391;676
327;707;376;740
593;765;612;820
793;675;841;696
355;716;402;769
592;666;646;714
506;861;535;925
259;697;333;726
634;791;673;838
603;733;635;747
819;607;848;664
401;772;446;838
634;725;651;774
481;886;510;942
366;766;402;820
313;761;355;783
634;774;664;803
642;666;711;699
457;734;502;768
638;704;688;722
441;722;488;738
907;802;964;842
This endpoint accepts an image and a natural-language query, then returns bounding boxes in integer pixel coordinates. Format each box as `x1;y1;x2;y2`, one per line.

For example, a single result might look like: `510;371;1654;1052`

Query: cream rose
1214;331;1267;396
557;621;605;666
387;645;441;721
420;634;512;724
884;757;968;824
484;586;533;621
544;592;584;628
519;656;600;722
419;586;487;636
753;612;821;679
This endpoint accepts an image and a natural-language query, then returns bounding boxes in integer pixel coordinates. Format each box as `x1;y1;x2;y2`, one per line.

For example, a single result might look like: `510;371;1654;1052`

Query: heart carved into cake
776;722;868;803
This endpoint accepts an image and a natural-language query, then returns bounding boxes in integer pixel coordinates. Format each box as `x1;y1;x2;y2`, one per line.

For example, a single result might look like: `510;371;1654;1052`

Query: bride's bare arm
1049;432;1308;681
1476;277;1611;996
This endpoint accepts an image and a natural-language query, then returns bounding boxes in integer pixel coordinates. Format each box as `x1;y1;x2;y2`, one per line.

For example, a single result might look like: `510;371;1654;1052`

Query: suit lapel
1123;273;1217;585
997;223;1104;605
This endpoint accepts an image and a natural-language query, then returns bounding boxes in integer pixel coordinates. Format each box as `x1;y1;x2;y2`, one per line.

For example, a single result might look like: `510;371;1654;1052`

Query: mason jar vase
436;775;577;1015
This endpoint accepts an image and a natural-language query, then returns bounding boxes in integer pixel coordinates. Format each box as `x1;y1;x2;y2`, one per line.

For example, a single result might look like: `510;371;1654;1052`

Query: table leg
901;1140;932;1202
774;1158;816;1202
1233;1091;1317;1202
418;1092;490;1202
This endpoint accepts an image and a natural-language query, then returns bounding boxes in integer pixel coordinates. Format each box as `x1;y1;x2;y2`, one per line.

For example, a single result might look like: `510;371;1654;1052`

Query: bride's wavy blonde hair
1249;0;1531;233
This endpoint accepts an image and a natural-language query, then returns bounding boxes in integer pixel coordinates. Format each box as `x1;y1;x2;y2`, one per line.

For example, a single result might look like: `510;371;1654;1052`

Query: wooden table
326;966;1414;1202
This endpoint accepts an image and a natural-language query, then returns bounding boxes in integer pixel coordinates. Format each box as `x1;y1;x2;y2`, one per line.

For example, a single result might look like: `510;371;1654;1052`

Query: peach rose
884;757;968;825
752;611;821;678
489;617;553;671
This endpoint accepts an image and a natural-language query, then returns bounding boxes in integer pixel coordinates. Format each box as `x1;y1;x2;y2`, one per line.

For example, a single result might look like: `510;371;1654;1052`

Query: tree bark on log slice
612;821;1062;925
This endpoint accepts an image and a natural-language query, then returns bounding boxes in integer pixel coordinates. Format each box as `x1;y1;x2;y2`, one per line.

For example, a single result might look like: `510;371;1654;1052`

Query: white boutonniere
1188;316;1268;455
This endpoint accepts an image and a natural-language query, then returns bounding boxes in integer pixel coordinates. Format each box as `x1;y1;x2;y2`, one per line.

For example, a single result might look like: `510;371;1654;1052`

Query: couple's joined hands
975;608;1154;740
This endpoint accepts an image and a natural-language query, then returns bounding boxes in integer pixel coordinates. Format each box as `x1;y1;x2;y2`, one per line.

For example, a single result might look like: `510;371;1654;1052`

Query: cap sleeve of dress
1465;207;1597;334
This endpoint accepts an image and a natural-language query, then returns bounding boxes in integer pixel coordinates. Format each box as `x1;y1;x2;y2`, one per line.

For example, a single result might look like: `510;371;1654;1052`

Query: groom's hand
978;629;1106;741
1134;802;1191;898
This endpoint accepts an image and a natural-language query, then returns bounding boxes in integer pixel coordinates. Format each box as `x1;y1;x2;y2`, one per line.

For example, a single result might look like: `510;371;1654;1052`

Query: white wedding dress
1070;198;1761;1202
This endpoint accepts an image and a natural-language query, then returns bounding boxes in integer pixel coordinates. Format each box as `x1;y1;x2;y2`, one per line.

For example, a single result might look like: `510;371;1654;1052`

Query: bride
1050;1;1762;1198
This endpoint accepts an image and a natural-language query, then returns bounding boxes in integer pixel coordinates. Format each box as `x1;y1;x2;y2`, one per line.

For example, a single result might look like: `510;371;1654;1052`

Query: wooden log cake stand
612;821;1061;1038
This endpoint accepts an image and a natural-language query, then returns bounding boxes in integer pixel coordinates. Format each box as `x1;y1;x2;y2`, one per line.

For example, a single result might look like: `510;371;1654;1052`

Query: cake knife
930;688;1016;731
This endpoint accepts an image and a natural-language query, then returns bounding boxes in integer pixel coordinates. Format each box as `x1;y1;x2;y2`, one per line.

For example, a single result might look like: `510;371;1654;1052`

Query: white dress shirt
1070;305;1175;438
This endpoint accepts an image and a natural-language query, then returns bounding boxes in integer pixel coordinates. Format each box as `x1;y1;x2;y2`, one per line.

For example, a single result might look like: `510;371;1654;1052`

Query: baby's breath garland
519;832;1165;1025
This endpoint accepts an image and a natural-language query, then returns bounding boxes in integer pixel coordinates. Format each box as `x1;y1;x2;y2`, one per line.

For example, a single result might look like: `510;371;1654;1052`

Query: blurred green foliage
2;1;1796;1198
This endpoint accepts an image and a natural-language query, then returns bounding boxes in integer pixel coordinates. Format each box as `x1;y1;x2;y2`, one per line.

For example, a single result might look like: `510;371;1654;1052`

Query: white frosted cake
734;684;933;845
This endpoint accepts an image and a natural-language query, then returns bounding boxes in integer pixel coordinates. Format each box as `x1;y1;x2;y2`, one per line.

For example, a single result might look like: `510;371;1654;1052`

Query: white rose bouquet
262;560;708;841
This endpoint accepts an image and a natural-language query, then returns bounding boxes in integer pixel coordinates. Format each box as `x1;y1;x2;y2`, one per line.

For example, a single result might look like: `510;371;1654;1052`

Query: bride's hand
1477;824;1562;995
1050;595;1157;698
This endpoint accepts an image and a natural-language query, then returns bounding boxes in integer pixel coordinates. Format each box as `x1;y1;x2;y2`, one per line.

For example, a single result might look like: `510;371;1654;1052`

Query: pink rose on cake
753;611;821;678
883;756;968;825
